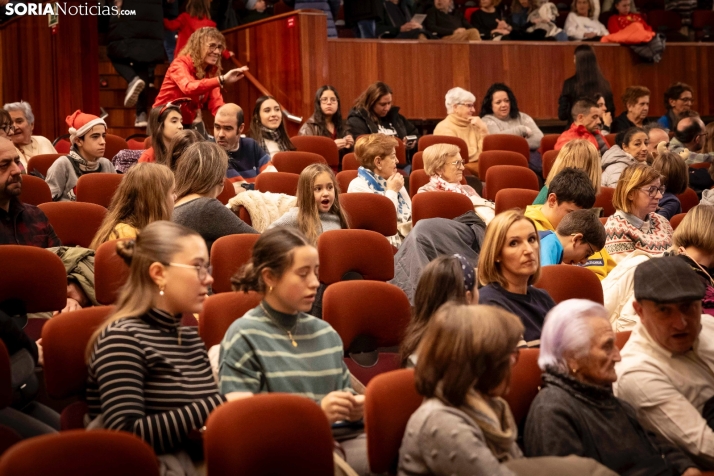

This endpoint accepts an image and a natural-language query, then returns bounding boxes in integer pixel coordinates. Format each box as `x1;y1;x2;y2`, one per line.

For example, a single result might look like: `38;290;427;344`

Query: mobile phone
405;135;417;143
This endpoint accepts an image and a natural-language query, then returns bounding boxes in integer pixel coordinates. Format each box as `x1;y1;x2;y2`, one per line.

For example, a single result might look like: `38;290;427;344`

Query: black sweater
346;106;419;142
423;7;473;37
558;75;616;125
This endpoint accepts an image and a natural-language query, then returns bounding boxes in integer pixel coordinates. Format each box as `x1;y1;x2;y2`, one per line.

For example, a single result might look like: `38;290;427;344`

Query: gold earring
269;286;273;294
159;286;165;296
571;368;578;374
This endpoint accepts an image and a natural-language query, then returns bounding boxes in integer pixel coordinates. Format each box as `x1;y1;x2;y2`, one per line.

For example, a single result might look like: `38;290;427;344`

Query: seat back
198;291;263;348
216;178;236;205
539;134;559;154
503;348;541;428
94;239;131;305
18;174;52;205
418;135;470;164
364;369;422;475
76;173;124;208
272;151;327;174
26;153;63;177
483;165;539;200
104;134;129;162
669;212;686;230
677;188;699;214
336;170;357;194
53;138;71;154
339;193;398;236
317;230;394;284
541;149;559;180
478;150;529;180
412;151;424;170
409;169;430;198
615;330;632;350
0;245;66;313
482;134;529;160
205;395;334;476
290;135;339;167
341;152;359;170
0;430;160;476
125;134;148;150
594;186;616;217
494;188;539;214
210;234;261;294
38;202;107;248
534;264;604;304
412;191;474;226
255;172;299;195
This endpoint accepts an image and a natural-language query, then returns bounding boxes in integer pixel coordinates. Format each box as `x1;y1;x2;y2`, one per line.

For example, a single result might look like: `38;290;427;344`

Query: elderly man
669;113;713;166
555;99;609;154
615;256;714;470
644;124;671;162
3;101;57;169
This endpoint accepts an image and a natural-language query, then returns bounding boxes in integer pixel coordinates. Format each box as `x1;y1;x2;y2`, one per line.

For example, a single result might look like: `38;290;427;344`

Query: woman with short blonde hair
534;139;602;204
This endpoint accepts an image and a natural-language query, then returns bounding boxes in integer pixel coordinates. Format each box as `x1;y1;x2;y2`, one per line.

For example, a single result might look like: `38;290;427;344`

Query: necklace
260;303;299;347
680;248;714;286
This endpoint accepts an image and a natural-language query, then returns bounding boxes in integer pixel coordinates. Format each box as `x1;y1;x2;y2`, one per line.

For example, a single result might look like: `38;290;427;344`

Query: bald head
675;116;704;150
0;137;23;207
214;103;244;151
216;103;244;126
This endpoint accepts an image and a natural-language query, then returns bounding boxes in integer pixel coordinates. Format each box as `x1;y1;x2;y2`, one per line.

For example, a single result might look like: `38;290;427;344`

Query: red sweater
554;123;610;151
607;13;652;34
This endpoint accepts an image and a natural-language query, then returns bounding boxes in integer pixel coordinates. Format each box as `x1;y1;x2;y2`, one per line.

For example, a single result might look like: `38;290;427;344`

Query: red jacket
138;147;155;163
153;55;225;125
607;13;651;34
554;123;610;152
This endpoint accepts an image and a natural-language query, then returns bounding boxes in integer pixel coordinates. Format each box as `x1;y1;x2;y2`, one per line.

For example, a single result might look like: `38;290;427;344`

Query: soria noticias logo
4;2;136;16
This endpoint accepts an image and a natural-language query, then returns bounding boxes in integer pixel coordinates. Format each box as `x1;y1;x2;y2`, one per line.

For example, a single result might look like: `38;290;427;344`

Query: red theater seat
38;202;107;248
272;151;326;174
317;229;394;284
210;234;261;294
18;175;52;205
255;172;299;195
290;135;339;168
412;191;474;225
339;193;398;237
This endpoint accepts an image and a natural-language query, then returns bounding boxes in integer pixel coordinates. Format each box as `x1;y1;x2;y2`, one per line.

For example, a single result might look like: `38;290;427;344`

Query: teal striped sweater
218;302;352;402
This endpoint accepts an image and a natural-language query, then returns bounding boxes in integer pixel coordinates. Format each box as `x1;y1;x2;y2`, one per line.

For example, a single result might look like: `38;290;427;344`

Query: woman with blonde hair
533;139;601;204
478;209;556;347
172;142;256;253
89;163;176;249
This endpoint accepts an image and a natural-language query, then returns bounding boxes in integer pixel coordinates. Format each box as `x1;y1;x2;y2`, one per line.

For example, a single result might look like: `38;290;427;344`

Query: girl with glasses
298;86;354;155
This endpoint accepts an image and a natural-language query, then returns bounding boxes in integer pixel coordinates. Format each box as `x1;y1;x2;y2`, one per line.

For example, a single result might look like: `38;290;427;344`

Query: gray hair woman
3;100;57;168
433;87;489;177
525;299;698;475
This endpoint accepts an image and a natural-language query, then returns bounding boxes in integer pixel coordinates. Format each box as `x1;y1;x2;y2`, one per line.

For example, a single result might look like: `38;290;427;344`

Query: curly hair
178;27;225;80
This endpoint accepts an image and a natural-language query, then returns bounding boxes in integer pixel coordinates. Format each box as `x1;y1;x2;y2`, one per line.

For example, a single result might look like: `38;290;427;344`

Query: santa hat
66;110;106;143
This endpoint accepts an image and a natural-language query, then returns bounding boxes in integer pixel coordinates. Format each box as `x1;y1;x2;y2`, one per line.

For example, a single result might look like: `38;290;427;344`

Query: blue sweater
224;137;271;182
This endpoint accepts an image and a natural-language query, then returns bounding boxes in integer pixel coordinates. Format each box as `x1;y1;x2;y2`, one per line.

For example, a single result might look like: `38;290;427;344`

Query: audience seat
0;429;159;476
594;187;616;217
600;216;608;225
539;134;559;154
670;212;686;230
409;169;430;198
255;172;299;195
494;188;539;214
483;165;539;200
412;191;475;226
395;137;407;165
534;264;604;304
465;7;478;22
692;10;714;41
648;9;687;40
272;151;327;174
690;162;710;170
615;330;632;350
290;135;339;168
341;152;359;170
198;291;262;348
417;135;470;164
504;348;542;427
26;153;63;177
605;133;617;147
104;134;129;162
205;394;334;476
339;193;398;237
52;137;71;154
323;281;411;384
38;202;106;248
42;306;115;430
18;175;52;205
76;173;124;208
677;188;698;213
0;245;68;314
317;230;394;284
541;149;558;180
125;134;148;150
482;134;529;162
412;151;424;170
478;150;529;180
216;178;236;205
336;170;357;194
210;234;261;294
364;369;422;475
94;239;131;305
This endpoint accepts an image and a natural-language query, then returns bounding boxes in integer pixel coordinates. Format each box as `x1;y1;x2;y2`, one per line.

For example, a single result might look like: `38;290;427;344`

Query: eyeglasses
449;159;465;168
639;185;666;198
158;98;191;117
207;42;225;52
320;97;338;104
585;242;595;257
0;123;12;135
677;97;693;103
458;103;476;109
166;262;213;280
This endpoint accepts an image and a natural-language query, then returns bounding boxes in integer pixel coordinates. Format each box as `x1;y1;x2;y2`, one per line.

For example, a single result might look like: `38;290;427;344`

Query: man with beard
555;98;610;155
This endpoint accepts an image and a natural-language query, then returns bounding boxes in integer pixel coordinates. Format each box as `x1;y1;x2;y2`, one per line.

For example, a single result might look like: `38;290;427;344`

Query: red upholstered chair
412;191;474;226
670;212;686;230
412;151;424;170
465;6;478;21
677;188;699;213
541;149;559;180
198;291;262;348
615;330;632;350
341;152;359;170
323;281;411;384
205;394;334;476
339;193;398;237
395;137;407;165
42;306;114;430
143;136;152;148
478;150;529;180
600;216;608;225
18;174;52;205
409;169;430;198
317;230;394;284
26;153;63;177
483;165;539;201
272;151;327;174
126;134;148;150
94;239;131;305
38;202;107;248
53;138;71;154
482;134;529;161
539;134;559;154
255;172;299;195
418;135;470;164
594;187;616;217
365;369;422;475
690;162;710;170
336;170;357;193
605;133;617;147
290;135;339;168
76;173;124;208
104;134;129;162
504;348;542;427
210;234;261;294
534;264;604;304
0;245;67;314
216;178;236;205
494;188;539;214
0;430;159;476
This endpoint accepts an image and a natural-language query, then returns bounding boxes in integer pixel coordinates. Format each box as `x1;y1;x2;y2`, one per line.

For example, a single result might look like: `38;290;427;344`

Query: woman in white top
564;0;609;39
3;101;57;170
247;95;296;158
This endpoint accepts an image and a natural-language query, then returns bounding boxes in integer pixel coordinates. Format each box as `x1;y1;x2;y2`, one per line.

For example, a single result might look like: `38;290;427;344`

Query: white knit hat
66;110;106;144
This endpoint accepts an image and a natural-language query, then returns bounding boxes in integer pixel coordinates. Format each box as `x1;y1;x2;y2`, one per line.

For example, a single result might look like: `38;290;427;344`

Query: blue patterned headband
453;254;476;292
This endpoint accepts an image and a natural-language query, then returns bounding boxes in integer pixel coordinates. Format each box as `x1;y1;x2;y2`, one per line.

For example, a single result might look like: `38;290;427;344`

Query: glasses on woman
167;262;213;280
640;185;666;198
449;159;465;168
320;97;338;104
458;103;475;110
207;43;225;52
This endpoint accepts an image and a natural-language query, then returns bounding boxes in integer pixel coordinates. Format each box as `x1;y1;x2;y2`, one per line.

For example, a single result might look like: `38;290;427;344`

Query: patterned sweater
604;210;673;264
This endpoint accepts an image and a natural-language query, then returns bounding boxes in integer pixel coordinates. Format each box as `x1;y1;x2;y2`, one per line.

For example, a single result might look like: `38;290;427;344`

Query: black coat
423;7;473;38
343;0;383;25
107;0;165;64
558;76;616;126
525;370;695;476
346;106;418;142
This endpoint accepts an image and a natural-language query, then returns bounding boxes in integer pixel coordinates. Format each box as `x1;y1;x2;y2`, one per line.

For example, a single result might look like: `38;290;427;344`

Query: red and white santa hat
66;110;106;143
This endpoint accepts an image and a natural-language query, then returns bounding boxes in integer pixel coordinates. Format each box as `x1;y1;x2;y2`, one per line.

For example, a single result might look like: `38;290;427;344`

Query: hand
400;22;418;32
344;135;354;147
496;20;509;30
603;111;612;127
36;339;44;367
386;171;404;192
334;138;348;149
405;140;416;150
67;282;89;307
222;67;248;85
348;394;365;421
681;468;702;476
454;28;466;34
321;391;356;424
225;392;253;402
232;182;247;194
524;127;533;137
54;297;82;316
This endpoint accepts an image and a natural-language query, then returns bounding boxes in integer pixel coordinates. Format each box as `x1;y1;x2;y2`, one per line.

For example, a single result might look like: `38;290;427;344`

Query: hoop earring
159;286;165;296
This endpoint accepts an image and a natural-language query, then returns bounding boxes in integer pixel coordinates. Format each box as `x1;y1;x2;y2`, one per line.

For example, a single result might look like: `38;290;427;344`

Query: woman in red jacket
607;0;652;34
153;27;246;132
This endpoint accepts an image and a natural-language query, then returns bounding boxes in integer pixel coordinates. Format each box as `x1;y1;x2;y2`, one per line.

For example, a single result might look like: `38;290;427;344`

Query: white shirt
614;315;714;469
15;135;57;169
564;12;610;39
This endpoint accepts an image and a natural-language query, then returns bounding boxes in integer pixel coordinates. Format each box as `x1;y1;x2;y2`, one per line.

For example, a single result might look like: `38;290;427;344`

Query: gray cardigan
482;112;544;151
268;207;344;234
45;156;116;201
172;197;257;252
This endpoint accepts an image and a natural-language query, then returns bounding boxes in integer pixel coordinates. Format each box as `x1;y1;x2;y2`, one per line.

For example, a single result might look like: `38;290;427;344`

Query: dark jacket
423;7;473;37
107;0;165;64
346;106;418;142
525;370;695;476
558;76;616;125
378;0;426;38
611;112;654;133
343;0;382;25
0;199;61;248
